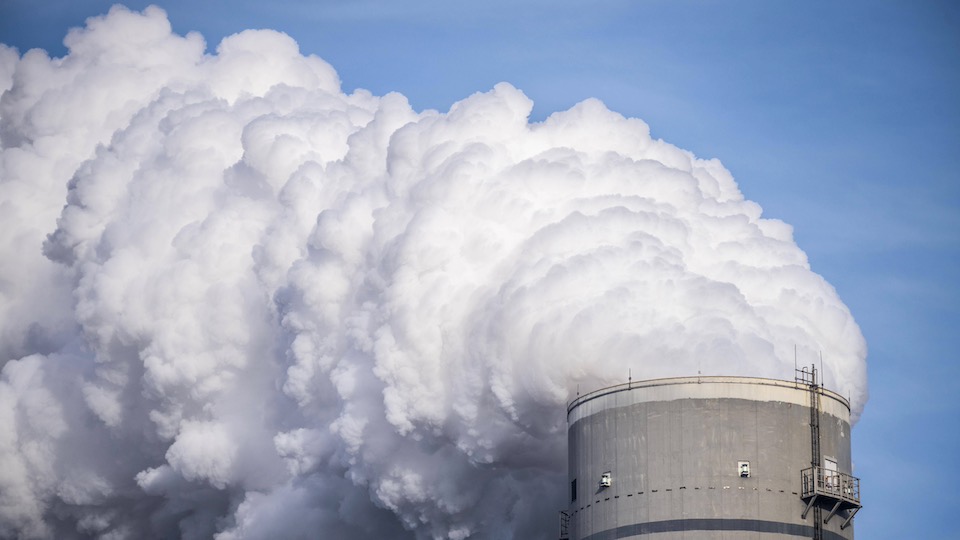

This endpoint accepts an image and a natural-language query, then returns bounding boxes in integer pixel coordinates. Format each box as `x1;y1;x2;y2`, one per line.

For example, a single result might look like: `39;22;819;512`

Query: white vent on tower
600;472;612;488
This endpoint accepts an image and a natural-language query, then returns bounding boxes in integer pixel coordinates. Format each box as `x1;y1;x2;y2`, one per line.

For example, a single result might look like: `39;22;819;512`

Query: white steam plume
0;5;867;539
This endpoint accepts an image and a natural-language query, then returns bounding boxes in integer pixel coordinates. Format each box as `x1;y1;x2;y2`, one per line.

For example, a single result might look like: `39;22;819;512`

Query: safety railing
801;466;860;505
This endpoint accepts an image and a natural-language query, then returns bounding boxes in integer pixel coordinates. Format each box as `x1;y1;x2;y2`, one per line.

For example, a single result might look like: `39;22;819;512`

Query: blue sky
2;1;958;538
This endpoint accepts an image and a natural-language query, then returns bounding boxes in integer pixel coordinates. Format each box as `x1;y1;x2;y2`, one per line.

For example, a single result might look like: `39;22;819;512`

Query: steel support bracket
840;506;861;530
823;500;842;524
801;495;818;520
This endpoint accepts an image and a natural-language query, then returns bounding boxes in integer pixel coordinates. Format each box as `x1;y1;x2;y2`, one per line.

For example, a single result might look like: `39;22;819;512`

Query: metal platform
801;466;862;530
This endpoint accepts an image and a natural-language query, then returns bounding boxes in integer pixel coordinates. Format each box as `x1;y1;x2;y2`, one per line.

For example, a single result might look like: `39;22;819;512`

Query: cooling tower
562;371;861;540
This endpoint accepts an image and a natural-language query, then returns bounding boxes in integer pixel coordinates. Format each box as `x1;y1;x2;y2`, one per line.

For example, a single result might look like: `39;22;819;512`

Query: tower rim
567;375;851;417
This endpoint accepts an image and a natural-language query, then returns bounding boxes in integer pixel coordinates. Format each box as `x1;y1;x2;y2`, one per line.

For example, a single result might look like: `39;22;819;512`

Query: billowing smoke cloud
0;5;867;539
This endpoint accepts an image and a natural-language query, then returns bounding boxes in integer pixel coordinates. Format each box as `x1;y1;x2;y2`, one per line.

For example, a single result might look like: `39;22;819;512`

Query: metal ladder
797;365;823;540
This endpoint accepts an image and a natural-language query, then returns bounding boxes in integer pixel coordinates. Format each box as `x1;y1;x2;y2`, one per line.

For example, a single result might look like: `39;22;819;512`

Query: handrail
801;466;861;506
558;510;570;539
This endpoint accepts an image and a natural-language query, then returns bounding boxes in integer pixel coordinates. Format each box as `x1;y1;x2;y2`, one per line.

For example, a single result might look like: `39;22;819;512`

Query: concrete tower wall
566;377;855;540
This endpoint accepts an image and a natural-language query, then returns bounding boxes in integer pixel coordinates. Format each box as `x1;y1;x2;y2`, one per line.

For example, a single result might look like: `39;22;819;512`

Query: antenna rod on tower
819;351;824;390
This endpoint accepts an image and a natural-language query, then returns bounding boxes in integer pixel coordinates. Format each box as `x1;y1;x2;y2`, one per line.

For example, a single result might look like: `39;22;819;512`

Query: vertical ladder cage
797;365;823;540
796;364;861;537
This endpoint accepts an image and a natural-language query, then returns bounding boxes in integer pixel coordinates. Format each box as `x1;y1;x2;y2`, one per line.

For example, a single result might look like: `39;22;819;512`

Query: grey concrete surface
566;377;856;540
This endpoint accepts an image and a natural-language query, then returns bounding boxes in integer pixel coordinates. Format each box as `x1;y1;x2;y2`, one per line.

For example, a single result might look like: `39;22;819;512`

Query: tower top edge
567;375;850;415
